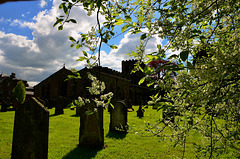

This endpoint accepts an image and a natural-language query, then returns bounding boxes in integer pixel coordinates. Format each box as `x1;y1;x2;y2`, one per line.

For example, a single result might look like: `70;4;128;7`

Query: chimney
10;73;16;78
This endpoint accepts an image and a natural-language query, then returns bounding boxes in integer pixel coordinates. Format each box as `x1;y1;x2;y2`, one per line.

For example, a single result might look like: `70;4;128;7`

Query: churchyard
0;104;233;158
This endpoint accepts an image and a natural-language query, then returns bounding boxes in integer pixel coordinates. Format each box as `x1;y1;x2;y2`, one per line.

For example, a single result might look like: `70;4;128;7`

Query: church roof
0;73;9;78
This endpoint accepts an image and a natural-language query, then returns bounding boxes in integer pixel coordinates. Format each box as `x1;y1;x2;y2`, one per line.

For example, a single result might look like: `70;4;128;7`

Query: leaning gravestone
109;101;128;133
79;101;104;148
11;97;49;159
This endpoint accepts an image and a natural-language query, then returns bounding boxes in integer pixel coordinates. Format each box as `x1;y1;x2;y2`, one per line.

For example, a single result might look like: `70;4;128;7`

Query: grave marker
11;97;49;159
0;100;7;112
137;105;144;118
79;101;104;148
109;101;128;133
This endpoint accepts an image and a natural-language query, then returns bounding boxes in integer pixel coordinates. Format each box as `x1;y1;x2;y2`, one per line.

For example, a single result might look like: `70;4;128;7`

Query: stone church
34;60;153;106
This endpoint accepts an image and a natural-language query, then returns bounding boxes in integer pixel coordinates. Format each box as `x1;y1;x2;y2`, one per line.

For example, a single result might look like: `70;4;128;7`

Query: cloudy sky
0;0;171;86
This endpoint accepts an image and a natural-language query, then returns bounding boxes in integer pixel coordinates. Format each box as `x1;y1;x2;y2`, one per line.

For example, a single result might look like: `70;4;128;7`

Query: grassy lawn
0;106;234;159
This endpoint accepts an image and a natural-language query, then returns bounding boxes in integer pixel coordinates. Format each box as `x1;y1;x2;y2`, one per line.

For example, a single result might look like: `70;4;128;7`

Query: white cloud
102;31;163;71
39;0;47;8
0;0;175;87
0;0;98;86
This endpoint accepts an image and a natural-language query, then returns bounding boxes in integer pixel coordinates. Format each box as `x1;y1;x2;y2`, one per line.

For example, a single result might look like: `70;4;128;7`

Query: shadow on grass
49;114;62;117
106;131;127;139
62;145;102;159
70;114;80;117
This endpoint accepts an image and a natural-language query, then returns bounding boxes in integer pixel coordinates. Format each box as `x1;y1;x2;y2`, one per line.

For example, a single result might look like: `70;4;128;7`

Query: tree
147;59;177;81
12;81;26;104
55;0;240;158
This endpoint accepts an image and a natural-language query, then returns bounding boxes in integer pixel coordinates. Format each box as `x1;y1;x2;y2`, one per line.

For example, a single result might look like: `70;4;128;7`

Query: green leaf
76;44;82;49
180;50;189;61
110;103;114;109
63;4;68;14
82;51;88;57
122;24;129;32
140;33;147;40
77;56;85;61
147;82;155;87
69;19;77;23
144;66;154;75
146;22;151;29
59;3;65;9
115;19;124;25
138;77;146;85
70;43;75;48
53;18;64;27
68;36;76;42
58;25;63;30
110;45;118;49
91;56;97;61
125;15;132;22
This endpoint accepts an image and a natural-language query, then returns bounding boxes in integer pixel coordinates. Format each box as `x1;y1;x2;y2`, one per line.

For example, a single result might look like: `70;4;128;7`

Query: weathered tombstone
46;98;55;109
55;97;64;115
0;100;8;112
76;106;80;115
137;105;144;118
79;101;104;148
11;97;49;159
109;101;128;133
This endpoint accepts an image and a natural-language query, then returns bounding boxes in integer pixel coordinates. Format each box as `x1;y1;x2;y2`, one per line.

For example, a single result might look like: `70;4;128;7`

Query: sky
0;0;176;86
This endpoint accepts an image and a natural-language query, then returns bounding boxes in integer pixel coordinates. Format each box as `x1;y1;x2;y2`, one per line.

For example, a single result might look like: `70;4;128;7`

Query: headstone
0;100;7;112
46;98;55;109
11;97;49;159
76;106;80;115
79;101;104;148
55;97;64;115
109;101;128;133
137;105;144;118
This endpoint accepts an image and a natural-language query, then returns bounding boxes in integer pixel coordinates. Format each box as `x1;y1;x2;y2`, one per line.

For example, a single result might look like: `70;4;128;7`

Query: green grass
0;107;235;159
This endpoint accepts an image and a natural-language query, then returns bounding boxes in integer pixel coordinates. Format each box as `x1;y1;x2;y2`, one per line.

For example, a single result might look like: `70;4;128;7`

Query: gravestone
11;97;49;159
109;101;128;133
137;105;144;118
79;101;104;148
76;106;80;115
46;98;55;109
55;96;64;115
0;100;7;112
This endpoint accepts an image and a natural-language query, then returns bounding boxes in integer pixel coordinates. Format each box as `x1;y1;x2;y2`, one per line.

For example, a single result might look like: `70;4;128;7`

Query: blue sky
0;0;177;86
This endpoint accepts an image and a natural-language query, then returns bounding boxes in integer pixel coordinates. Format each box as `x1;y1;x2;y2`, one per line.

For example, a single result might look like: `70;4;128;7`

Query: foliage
54;0;240;157
12;81;26;104
72;73;113;113
147;59;177;80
